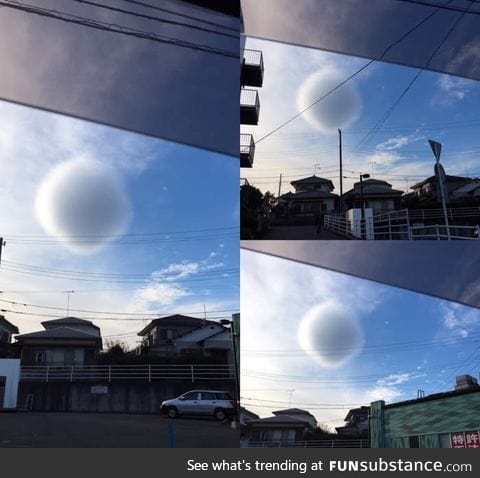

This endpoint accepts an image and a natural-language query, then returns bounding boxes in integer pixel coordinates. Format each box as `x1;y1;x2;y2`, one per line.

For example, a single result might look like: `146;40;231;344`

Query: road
263;225;346;240
0;412;239;448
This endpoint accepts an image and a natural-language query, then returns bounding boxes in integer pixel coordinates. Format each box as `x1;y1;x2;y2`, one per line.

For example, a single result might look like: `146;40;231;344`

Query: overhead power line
254;3;444;144
1;260;238;279
3;225;237;239
0;297;238;316
71;0;239;38
356;0;471;147
0;265;238;284
0;0;239;59
119;0;240;32
242;359;479;384
0;307;236;321
393;0;480;16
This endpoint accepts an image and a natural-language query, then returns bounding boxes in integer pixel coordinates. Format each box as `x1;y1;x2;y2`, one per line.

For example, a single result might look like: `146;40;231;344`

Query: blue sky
242;38;480;194
0;100;239;346
241;250;480;430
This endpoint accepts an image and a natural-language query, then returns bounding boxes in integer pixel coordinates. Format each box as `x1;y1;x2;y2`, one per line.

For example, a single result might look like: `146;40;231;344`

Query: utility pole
287;389;295;407
65;290;74;316
338;129;343;212
277;173;282;198
0;237;5;264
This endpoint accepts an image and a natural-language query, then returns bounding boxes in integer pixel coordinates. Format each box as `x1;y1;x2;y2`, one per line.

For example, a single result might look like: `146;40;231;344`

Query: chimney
455;375;480;391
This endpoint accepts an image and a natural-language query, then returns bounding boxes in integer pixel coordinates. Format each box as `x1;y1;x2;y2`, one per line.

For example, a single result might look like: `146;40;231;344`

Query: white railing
243;439;369;448
324;208;480;240
411;224;479;240
20;364;235;382
323;214;358;238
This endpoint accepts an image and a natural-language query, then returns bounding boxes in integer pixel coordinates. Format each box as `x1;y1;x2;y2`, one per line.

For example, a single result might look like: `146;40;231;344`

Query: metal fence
20;364;235;383
243;439;369;448
324;208;480;240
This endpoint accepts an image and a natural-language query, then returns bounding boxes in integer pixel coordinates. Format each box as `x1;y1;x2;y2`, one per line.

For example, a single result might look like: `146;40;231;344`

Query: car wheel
167;407;179;419
214;408;226;421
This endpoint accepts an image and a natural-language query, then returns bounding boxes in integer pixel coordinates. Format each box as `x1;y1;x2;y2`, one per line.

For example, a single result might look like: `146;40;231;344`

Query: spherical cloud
297;68;362;134
35;157;132;254
298;301;364;368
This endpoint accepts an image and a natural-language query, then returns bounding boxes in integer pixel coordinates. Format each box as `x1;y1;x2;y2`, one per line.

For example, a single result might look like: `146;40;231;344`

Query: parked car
160;390;237;421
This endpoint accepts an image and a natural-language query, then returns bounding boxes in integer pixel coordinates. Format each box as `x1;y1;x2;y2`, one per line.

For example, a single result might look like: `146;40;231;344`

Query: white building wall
0;359;21;409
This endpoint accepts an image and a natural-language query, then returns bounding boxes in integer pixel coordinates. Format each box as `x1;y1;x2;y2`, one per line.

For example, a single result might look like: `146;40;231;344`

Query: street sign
429;139;450;239
429;139;442;162
434;162;448;205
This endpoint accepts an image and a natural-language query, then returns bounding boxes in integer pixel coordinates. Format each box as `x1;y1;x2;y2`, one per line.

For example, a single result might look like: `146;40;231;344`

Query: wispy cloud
440;302;480;338
433;74;476;106
376;134;424;151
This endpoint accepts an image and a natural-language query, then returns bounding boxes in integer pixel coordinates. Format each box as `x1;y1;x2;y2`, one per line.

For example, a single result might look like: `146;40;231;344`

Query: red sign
451;431;480;448
451;432;466;448
465;431;480;449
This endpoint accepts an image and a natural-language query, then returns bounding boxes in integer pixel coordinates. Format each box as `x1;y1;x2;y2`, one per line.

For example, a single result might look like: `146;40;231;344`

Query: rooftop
137;314;219;336
0;315;19;334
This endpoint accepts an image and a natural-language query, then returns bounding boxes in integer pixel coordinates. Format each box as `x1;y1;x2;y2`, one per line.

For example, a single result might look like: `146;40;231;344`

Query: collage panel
241;3;480;241
0;0;240;448
240;0;480;452
240;246;480;449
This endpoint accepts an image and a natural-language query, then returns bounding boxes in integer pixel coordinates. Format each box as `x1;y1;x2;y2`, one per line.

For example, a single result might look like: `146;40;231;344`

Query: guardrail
20;364;235;383
411;224;479;240
243;439;369;448
324;209;480;240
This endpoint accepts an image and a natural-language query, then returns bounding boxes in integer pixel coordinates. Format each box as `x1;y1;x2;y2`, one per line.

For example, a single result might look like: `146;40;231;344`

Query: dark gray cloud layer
0;0;239;156
241;241;480;309
242;0;480;81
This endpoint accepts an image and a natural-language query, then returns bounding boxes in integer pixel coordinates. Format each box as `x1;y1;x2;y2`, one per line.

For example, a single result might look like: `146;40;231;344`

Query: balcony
241;88;260;125
240;133;255;168
241;49;264;87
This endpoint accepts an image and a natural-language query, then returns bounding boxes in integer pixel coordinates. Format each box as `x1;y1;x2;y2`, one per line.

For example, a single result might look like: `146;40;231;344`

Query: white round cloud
297;68;362;134
298;301;364;368
35;157;132;254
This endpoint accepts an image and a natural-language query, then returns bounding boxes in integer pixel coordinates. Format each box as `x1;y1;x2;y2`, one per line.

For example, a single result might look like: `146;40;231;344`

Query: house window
159;329;174;340
34;351;47;365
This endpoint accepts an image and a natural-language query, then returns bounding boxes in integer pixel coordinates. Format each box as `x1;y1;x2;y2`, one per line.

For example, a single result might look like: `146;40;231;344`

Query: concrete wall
0;359;21;409
18;380;236;413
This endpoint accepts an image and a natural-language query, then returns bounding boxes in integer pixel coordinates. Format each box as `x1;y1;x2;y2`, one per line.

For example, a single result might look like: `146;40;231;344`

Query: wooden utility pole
277;173;282;197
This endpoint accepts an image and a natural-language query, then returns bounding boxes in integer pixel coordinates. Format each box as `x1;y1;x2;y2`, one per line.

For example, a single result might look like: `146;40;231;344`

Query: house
408;175;472;206
370;375;480;448
278;175;338;215
137;314;232;363
451;178;480;202
343;179;403;215
240;406;260;426
14;317;102;366
242;408;317;446
0;315;19;358
336;406;369;437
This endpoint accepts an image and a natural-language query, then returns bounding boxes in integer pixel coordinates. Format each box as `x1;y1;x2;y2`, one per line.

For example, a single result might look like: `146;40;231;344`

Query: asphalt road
0;412;239;448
